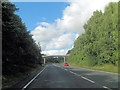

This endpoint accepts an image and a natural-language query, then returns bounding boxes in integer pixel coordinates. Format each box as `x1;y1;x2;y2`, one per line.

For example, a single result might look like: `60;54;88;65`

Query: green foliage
2;2;42;76
67;2;118;67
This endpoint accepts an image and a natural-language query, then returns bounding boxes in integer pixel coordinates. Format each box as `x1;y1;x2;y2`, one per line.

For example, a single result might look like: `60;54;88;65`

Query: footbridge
42;54;70;64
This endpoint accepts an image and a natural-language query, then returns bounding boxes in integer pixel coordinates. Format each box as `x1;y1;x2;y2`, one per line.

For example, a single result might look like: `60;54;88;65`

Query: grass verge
67;62;118;73
2;64;44;89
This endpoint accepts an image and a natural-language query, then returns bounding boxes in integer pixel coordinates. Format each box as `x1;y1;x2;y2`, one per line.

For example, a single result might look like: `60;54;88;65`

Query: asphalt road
21;63;118;89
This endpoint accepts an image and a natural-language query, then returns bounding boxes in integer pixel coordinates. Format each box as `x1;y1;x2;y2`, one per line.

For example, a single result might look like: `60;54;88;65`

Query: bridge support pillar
64;57;66;63
44;58;46;64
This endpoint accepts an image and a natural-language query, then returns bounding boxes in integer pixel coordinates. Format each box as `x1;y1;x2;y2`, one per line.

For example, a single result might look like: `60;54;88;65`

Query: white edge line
22;67;46;90
70;66;118;75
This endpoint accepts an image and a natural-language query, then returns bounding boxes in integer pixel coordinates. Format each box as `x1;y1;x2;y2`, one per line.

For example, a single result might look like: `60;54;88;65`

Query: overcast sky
12;0;118;55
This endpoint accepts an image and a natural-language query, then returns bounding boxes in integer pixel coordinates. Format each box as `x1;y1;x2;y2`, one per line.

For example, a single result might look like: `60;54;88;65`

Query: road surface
19;63;119;89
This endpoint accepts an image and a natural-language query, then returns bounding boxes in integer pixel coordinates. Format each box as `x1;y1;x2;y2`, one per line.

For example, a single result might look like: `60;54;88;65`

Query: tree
2;2;42;76
67;2;118;66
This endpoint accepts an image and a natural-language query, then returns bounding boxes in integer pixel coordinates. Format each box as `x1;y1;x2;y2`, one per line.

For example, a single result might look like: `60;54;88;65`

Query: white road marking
69;70;112;89
69;70;95;83
53;64;113;89
22;67;46;90
81;76;95;83
70;71;74;74
64;69;67;71
70;71;73;73
94;70;118;75
68;69;95;84
72;72;77;75
103;86;112;90
70;66;118;75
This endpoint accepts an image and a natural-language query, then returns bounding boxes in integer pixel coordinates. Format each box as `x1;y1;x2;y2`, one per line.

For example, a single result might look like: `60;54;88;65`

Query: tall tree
2;2;42;75
67;2;118;66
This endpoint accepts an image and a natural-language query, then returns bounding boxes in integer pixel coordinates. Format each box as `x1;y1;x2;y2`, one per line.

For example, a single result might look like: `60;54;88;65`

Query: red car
64;62;69;66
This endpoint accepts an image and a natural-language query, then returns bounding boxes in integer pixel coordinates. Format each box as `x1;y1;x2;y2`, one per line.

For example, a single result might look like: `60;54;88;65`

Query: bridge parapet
42;54;70;58
42;54;70;64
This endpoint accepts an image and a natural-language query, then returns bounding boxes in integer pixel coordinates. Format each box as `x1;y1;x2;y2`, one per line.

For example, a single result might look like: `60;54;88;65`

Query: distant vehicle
64;62;69;66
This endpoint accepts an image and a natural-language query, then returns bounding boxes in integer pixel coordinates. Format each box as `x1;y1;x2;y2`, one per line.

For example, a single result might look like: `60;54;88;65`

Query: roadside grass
2;64;43;89
67;62;118;73
91;64;118;73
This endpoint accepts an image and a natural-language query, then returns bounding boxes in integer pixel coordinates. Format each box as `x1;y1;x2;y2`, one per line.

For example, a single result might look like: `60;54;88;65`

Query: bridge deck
42;54;70;58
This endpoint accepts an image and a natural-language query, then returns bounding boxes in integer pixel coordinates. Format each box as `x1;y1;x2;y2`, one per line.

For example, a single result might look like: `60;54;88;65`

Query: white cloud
31;22;75;51
31;22;58;42
45;33;75;50
31;0;118;55
57;0;118;34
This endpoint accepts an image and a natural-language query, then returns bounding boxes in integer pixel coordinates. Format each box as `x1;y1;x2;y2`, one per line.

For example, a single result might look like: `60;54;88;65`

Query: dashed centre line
53;64;112;90
103;86;112;90
68;70;112;90
81;76;95;83
69;70;95;83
